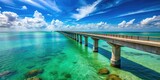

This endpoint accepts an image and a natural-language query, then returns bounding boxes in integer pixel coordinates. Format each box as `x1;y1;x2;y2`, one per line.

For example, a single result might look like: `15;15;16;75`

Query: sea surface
0;32;160;80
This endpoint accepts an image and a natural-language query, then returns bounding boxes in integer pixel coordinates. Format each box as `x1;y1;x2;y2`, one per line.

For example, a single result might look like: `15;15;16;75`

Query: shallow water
0;32;160;80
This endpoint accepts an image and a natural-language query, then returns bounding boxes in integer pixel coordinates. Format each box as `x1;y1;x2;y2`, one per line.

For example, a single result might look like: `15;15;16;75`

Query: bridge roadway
60;31;160;68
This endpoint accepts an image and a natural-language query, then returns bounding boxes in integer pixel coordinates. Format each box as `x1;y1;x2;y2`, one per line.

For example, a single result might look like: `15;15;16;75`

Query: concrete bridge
59;31;160;68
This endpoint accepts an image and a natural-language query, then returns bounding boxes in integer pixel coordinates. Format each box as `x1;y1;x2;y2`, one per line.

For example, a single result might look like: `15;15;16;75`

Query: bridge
59;31;160;68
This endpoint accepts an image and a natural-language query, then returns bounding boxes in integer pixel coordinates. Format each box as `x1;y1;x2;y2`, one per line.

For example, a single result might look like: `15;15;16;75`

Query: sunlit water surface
0;32;160;80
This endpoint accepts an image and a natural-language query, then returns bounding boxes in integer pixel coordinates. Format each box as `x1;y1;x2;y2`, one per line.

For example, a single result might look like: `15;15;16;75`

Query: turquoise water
0;32;160;80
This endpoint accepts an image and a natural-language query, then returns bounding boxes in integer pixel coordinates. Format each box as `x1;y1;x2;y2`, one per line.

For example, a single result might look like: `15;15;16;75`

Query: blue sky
0;0;160;31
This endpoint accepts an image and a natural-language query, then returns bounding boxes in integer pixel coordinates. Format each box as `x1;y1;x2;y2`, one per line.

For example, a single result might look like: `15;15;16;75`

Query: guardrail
104;34;160;42
63;31;160;42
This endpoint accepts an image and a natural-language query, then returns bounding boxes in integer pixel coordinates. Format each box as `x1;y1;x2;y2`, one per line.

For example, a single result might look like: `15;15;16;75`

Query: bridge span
59;31;160;68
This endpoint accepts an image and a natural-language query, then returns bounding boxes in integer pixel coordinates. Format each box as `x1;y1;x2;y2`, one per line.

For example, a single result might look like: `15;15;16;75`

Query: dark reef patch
26;65;36;69
50;71;58;76
25;69;44;78
0;70;17;78
64;73;71;78
107;74;122;80
157;58;160;60
98;68;109;75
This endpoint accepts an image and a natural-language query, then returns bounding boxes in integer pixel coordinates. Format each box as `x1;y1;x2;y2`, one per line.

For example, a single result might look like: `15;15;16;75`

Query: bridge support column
76;34;79;42
77;34;79;42
74;34;77;40
92;38;99;52
69;34;71;38
108;42;121;68
80;35;82;44
84;36;88;46
73;34;76;40
71;34;73;39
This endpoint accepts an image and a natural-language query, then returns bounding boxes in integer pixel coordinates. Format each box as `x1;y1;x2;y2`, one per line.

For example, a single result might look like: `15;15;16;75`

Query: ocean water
0;32;160;80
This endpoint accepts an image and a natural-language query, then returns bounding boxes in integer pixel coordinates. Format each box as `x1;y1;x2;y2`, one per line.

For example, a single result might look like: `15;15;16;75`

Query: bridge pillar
92;38;99;52
69;34;71;38
108;42;121;68
75;34;77;40
71;34;74;39
84;36;88;46
80;35;82;44
77;34;79;42
76;34;79;42
73;34;76;40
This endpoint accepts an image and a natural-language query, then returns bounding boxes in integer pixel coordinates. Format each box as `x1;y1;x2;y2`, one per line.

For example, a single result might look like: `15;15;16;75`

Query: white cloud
0;10;160;32
20;10;47;29
141;16;156;25
3;11;18;21
1;0;61;12
72;0;102;20
2;5;27;11
0;13;9;28
140;15;160;27
0;0;15;5
126;19;135;27
47;14;52;16
33;10;44;19
39;0;61;12
117;16;160;31
74;22;109;31
0;7;2;9
22;6;27;10
118;19;135;27
47;21;110;31
51;19;63;26
118;20;126;27
22;0;45;9
20;0;61;12
47;19;64;31
0;10;48;31
0;11;18;28
117;6;160;18
0;11;119;31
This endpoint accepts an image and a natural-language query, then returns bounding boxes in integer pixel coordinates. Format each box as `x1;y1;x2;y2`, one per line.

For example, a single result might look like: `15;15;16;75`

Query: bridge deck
74;32;160;47
73;32;159;46
61;31;160;54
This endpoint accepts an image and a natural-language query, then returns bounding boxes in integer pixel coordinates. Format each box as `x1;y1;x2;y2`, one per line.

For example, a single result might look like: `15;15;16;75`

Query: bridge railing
104;34;160;42
69;32;160;42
